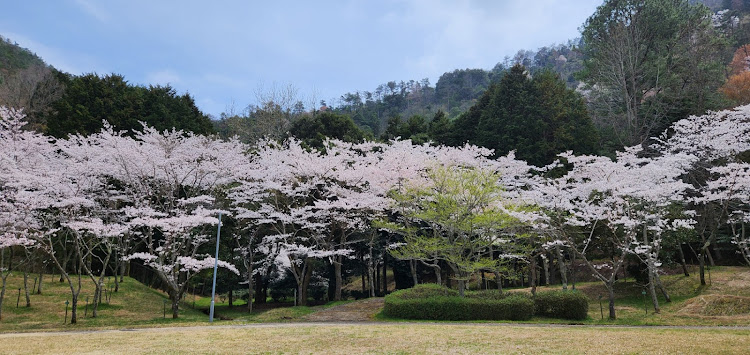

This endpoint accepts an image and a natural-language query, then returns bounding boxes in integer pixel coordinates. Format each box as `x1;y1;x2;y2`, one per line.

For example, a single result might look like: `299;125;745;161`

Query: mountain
0;35;62;131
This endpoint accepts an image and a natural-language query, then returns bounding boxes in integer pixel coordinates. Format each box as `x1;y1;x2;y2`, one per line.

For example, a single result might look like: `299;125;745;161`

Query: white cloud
146;69;181;85
73;0;110;22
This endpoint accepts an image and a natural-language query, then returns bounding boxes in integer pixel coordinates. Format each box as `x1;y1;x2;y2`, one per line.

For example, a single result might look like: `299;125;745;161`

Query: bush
391;283;459;299
534;290;589;320
384;284;533;321
465;289;507;300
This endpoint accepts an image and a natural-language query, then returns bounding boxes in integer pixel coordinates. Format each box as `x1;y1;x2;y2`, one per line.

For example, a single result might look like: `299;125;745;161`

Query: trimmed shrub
392;283;460;299
384;285;534;321
534;290;589;320
465;289;507;300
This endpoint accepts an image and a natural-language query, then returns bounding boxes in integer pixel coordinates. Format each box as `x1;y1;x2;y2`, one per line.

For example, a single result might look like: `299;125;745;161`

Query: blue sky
1;0;602;117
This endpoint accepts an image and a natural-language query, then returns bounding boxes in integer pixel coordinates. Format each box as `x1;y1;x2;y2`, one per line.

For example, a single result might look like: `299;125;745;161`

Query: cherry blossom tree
86;126;244;318
654;104;750;280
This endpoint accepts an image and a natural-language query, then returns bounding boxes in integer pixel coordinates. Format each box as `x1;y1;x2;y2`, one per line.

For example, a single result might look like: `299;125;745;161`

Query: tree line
2;100;749;322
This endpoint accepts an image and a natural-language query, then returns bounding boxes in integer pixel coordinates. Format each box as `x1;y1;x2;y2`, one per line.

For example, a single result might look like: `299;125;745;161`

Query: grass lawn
530;265;750;326
0;323;748;354
2;266;749;333
0;274;208;332
0;273;354;332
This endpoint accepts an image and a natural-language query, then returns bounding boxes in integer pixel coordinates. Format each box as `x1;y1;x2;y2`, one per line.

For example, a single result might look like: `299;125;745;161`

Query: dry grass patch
679;294;750;316
1;324;749;354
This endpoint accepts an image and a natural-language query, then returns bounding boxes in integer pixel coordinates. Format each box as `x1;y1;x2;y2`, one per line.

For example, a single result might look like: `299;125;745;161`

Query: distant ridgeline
4;0;750;152
331;40;586;137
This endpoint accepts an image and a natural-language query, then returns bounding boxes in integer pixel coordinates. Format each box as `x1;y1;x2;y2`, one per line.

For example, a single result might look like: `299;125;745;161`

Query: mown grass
2;266;749;333
0;274;207;332
192;296;355;322
1;324;748;354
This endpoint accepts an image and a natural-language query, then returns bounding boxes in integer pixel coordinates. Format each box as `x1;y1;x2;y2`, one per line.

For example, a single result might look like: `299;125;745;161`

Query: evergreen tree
289;111;365;149
45;73;213;138
449;65;597;166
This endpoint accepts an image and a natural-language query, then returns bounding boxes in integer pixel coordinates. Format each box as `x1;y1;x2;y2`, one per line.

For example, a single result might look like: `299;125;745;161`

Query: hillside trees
45;73;213;138
0;36;63;132
580;0;726;147
289;111;366;148
448;65;598;166
721;45;750;104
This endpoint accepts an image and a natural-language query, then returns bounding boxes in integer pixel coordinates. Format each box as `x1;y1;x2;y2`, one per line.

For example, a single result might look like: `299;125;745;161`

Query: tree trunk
254;273;267;304
677;244;690;277
699;251;706;286
530;255;538;296
334;255;342;301
299;263;312;306
367;251;375;298
382;254;388;295
171;292;179;319
556;245;568;290
92;282;102;318
374;264;381;296
361;263;366;296
607;285;616;320
542;254;550;287
247;277;254;313
654;271;671;303
70;293;79;324
23;270;31;307
0;275;8;321
410;260;418;287
37;269;43;295
647;265;660;314
458;279;465;298
246;252;254;312
113;261;120;292
494;270;503;293
570;252;577;290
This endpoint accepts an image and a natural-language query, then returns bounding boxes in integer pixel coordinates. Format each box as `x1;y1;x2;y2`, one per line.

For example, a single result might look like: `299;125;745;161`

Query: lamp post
209;212;223;322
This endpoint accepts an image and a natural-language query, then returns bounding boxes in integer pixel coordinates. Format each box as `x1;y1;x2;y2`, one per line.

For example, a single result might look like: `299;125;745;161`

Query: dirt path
304;298;384;322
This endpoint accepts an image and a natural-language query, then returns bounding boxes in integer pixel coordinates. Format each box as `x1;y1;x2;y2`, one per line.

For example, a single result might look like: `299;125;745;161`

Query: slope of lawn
0;274;207;332
2;266;750;333
552;265;750;326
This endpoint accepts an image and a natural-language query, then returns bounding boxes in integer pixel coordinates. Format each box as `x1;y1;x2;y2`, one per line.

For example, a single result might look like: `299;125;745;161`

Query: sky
0;0;603;117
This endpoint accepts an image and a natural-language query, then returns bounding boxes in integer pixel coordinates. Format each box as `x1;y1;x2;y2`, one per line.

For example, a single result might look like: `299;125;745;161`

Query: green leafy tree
579;0;726;147
289;111;366;148
384;166;527;297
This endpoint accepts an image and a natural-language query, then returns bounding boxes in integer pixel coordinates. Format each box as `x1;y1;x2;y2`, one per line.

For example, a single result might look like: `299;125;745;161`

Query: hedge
384;285;534;321
533;290;589;320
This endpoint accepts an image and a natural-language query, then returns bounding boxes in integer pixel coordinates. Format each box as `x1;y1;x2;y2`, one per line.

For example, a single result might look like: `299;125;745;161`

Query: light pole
209;212;223;322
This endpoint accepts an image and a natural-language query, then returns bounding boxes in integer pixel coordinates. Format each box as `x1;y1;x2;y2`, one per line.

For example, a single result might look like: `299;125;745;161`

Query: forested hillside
0;37;213;137
4;0;750;160
329;40;586;137
0;35;62;132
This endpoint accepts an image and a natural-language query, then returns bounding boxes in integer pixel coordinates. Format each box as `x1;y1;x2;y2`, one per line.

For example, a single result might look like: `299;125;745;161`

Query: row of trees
2;101;749;322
